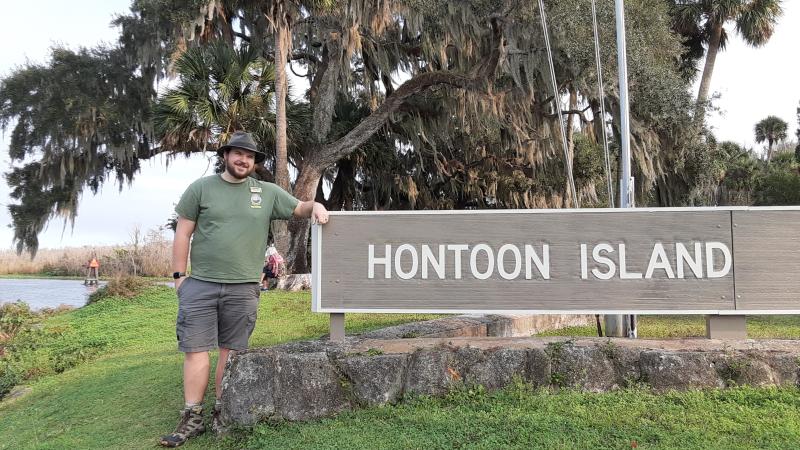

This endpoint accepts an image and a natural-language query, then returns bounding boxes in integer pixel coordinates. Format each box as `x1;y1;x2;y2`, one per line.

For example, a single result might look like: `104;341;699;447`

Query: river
0;278;107;310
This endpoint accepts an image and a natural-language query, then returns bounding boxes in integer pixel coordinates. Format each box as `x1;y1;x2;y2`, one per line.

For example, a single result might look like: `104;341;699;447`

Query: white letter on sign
394;244;419;280
470;244;494;280
580;244;588;279
619;244;643;279
497;244;522;280
368;244;392;279
591;244;616;280
676;242;703;279
525;244;550;279
705;242;732;278
645;242;675;279
447;244;469;279
421;245;446;279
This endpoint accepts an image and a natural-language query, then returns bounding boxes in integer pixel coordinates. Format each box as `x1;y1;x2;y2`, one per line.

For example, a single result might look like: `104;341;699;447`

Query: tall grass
0;228;172;278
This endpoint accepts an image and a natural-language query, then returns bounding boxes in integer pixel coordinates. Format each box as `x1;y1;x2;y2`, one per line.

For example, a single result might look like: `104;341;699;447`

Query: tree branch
291;50;320;64
263;50;321;64
233;31;251;42
308;16;508;169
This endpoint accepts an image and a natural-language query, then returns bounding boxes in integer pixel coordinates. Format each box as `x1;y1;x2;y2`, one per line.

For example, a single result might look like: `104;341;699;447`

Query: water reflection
0;278;107;310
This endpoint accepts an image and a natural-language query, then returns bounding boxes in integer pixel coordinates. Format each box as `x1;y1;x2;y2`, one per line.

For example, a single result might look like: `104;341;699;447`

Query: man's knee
184;351;211;367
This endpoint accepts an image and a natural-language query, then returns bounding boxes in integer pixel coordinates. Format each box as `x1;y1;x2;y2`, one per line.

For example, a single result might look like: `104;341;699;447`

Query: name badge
250;186;262;193
250;193;263;208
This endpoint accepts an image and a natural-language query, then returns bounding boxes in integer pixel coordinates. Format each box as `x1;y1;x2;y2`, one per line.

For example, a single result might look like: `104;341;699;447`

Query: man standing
159;131;329;447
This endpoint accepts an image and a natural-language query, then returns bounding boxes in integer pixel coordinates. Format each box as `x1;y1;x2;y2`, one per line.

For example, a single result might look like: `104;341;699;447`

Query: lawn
1;287;798;449
536;314;800;339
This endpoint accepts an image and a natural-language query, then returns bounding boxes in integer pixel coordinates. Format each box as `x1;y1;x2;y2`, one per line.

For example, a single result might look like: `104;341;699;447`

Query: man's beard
225;159;254;179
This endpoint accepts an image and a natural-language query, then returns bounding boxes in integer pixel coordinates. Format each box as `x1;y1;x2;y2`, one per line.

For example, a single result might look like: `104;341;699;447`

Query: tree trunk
566;85;578;207
696;21;723;118
286;165;322;273
284;15;508;273
566;84;577;155
284;32;343;274
310;33;341;144
327;159;355;211
272;6;292;259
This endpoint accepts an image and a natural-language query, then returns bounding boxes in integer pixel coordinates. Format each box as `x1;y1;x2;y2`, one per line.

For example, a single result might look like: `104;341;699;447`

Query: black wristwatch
172;272;186;279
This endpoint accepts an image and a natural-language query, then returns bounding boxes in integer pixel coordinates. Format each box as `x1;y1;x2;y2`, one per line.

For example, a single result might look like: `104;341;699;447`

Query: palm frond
736;0;782;47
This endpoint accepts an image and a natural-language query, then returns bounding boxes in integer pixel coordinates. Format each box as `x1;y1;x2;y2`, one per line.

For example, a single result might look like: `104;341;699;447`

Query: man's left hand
311;202;329;224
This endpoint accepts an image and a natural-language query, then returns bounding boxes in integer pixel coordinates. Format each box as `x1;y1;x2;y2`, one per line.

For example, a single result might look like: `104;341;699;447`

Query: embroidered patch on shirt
250;193;262;208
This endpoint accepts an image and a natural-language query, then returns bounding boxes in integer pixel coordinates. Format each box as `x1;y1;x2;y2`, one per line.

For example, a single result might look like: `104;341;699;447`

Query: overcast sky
1;0;798;250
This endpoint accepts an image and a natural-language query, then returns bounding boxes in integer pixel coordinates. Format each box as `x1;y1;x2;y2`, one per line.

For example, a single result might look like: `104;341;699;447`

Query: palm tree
154;41;310;172
261;0;334;257
795;102;800;162
672;0;783;113
754;115;788;161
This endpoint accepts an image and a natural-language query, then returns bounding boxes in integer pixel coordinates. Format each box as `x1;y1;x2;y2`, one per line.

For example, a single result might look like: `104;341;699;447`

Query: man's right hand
175;277;185;291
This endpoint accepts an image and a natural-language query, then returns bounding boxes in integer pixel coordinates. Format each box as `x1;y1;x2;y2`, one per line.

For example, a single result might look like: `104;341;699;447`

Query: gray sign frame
311;206;800;315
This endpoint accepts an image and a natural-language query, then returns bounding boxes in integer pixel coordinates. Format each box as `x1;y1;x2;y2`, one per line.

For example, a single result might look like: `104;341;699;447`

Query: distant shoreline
0;274;85;280
0;274;171;281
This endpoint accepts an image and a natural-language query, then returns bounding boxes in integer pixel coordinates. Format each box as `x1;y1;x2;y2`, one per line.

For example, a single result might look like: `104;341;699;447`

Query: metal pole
537;0;579;208
616;0;631;208
604;0;636;338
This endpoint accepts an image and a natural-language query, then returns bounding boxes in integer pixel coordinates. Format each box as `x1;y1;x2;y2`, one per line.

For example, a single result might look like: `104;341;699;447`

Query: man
159;131;329;447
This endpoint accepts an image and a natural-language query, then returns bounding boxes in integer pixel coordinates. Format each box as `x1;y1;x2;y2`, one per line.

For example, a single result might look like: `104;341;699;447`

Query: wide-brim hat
217;131;267;164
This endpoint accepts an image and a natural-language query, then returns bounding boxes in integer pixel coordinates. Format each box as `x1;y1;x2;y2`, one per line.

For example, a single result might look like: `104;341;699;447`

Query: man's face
224;148;257;179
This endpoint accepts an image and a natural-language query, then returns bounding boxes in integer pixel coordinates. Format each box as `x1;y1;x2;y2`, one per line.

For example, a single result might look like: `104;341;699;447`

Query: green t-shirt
175;175;299;283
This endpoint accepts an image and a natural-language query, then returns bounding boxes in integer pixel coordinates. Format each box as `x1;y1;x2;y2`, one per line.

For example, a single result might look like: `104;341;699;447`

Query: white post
330;313;345;341
605;0;637;338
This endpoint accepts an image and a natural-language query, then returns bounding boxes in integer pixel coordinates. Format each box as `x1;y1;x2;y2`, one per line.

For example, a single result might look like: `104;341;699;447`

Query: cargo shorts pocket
176;309;185;342
176;277;191;298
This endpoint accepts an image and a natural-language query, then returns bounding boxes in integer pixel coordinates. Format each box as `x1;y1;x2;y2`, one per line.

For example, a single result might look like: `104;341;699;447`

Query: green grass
0;287;439;449
243;384;800;449
536;315;800;339
1;290;799;449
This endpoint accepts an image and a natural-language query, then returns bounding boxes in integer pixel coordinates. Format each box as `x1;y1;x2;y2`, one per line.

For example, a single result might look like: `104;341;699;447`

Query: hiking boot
159;405;205;447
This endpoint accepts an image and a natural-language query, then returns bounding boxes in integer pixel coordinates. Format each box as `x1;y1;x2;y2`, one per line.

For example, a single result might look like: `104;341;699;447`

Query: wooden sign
311;207;800;314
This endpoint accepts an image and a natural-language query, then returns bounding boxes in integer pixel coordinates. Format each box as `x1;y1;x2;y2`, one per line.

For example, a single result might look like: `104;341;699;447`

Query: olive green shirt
175;175;299;283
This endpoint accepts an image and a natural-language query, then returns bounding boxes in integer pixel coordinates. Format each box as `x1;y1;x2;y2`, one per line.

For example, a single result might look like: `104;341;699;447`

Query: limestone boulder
338;354;409;406
218;350;278;428
462;348;529;390
273;352;352;421
527;348;552;388
640;351;724;391
403;347;457;396
547;343;618;391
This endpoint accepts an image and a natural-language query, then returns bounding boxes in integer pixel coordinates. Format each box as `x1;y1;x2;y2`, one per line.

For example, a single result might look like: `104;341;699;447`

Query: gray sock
185;402;201;410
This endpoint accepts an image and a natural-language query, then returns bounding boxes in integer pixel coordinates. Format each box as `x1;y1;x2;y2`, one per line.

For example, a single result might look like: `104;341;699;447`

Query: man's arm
293;200;329;224
172;216;196;289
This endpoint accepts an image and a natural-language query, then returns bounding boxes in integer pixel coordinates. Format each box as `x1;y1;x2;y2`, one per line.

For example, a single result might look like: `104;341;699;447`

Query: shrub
0;302;37;341
755;170;800;206
0;359;22;398
50;337;108;373
0;321;109;399
88;276;152;303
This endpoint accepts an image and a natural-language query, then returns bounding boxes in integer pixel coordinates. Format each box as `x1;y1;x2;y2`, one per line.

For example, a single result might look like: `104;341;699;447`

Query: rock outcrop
217;336;800;430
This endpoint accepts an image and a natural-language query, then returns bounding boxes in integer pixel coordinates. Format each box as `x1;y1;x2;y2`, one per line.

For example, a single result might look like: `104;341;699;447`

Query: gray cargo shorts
176;277;260;352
